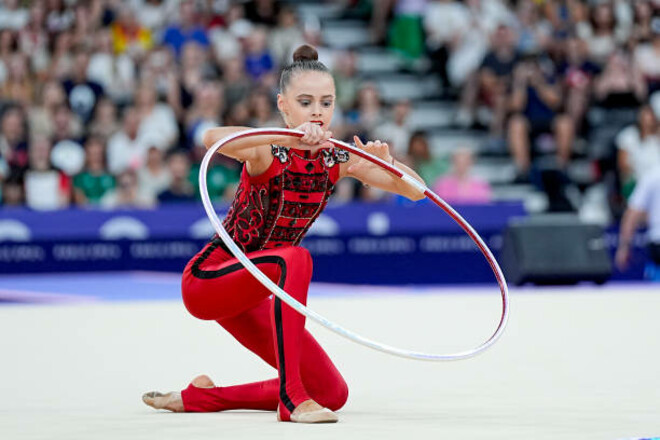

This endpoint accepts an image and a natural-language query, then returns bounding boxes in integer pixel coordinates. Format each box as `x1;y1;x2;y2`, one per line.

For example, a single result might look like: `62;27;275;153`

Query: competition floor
0;272;658;440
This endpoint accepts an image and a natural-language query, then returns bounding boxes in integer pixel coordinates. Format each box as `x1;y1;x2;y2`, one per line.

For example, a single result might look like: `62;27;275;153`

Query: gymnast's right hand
293;122;333;150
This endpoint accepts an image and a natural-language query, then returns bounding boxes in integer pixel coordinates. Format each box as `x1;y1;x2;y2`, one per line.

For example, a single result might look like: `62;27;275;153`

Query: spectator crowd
0;0;658;214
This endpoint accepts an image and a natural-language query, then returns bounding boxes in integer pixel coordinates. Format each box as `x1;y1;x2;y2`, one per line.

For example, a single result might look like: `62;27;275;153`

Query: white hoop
199;128;509;361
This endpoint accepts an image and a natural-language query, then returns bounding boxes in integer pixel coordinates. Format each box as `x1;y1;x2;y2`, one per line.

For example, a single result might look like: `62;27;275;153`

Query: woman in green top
406;130;449;185
73;136;116;206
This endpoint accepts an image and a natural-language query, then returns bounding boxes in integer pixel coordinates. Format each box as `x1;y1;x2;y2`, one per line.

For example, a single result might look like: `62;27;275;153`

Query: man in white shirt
616;166;660;270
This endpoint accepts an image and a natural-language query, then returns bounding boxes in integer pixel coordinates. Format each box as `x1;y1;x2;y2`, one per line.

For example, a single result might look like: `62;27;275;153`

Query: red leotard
180;145;350;417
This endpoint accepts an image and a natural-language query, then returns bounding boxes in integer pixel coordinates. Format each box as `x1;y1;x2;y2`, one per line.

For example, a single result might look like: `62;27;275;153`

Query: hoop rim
199;128;509;361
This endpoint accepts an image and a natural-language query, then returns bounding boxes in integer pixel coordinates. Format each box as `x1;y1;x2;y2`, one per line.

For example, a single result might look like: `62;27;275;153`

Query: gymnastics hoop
199;128;509;361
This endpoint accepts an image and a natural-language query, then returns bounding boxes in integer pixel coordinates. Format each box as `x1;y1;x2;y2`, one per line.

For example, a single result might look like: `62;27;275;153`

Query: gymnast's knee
324;379;349;411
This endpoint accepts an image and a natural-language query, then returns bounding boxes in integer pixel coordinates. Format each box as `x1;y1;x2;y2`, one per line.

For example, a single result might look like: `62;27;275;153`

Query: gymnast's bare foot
142;375;215;412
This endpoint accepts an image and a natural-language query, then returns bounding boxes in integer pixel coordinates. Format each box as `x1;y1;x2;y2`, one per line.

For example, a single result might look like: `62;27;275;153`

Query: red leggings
180;239;348;416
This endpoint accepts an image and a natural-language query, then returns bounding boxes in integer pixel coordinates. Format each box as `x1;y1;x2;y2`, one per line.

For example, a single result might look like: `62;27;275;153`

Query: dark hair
279;44;330;92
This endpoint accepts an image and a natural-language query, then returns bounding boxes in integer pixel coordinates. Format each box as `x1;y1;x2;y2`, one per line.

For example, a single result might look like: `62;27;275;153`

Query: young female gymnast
142;44;425;423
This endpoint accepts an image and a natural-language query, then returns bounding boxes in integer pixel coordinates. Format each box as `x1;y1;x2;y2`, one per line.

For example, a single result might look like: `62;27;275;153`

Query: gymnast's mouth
310;121;324;127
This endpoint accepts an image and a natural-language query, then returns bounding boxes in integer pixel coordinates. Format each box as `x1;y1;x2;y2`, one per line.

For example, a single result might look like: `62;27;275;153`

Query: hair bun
293;45;319;62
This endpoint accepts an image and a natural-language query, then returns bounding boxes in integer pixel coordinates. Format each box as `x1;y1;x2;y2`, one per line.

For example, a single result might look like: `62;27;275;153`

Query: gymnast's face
277;71;335;131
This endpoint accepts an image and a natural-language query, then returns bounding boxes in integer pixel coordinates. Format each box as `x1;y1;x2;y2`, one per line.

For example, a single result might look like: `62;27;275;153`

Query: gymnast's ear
277;93;287;114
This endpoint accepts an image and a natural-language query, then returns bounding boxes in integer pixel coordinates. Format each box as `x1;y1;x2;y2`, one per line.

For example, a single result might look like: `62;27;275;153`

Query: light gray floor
0;284;658;440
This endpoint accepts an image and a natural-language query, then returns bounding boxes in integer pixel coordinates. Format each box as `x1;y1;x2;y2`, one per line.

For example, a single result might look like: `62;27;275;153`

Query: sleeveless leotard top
222;145;349;253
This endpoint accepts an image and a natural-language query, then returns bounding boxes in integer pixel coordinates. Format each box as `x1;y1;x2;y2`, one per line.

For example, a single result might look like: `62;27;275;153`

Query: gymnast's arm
202;125;332;175
339;135;426;202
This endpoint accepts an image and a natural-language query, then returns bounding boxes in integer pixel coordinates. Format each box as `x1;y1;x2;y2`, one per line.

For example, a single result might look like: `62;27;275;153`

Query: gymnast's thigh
181;248;285;321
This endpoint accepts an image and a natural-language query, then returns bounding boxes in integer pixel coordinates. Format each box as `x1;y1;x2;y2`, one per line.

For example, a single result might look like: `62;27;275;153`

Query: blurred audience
0;0;656;217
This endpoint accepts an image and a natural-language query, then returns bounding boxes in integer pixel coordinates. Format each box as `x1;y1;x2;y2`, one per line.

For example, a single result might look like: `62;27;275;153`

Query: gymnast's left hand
348;136;393;175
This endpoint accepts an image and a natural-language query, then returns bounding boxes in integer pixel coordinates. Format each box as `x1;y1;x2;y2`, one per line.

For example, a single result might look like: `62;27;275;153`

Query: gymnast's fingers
353;135;365;149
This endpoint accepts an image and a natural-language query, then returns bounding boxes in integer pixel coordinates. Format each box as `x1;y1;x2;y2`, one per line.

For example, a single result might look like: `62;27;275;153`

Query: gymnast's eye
298;100;311;107
322;100;333;108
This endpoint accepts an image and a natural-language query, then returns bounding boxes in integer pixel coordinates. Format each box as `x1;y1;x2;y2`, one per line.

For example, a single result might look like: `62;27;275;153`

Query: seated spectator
101;168;155;209
558;35;600;134
433;147;492;204
141;46;177;100
629;0;655;46
180;41;219;82
423;0;471;92
1;169;24;206
243;26;275;83
73;136;115;206
49;103;85;176
224;98;251;127
578;2;623;67
208;3;244;63
161;0;209;59
269;6;304;68
45;0;75;34
457;23;519;135
594;50;647;109
50;103;83;146
48;30;74;80
345;82;386;139
382;0;426;62
244;0;280;27
405;130;449;186
248;88;280;128
138;146;171;202
185;81;224;150
507;55;574;179
107;106;150;175
0;52;34;108
615;105;660;198
441;0;511;90
135;82;179;151
61;49;105;123
513;0;552;57
134;0;170;34
633;20;660;95
0;29;18;80
28;81;78;139
158;150;195;203
88;97;120;141
0;106;28;171
373;99;412;158
87;28;137;104
0;0;29;31
332;50;360;112
222;57;251;109
18;2;49;79
23;135;71;210
70;2;100;51
165;42;207;121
